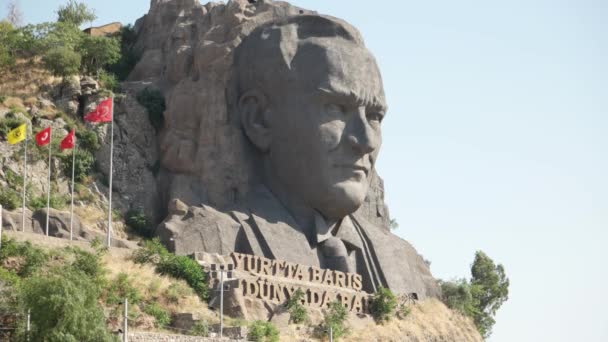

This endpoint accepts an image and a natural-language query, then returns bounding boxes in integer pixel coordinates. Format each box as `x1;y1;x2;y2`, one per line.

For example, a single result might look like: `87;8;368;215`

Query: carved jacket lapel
242;186;320;267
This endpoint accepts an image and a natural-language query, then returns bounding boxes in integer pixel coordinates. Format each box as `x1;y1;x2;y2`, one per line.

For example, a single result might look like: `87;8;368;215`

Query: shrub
0;116;26;137
98;69;119;92
107;24;141;81
69;247;105;280
29;192;68;210
104;273;142;306
43;46;81;77
189;321;209;337
286;288;308;324
133;238;208;300
136;87;165;132
0;267;21;312
369;286;397;322
248;320;279;342
0;238;48;277
165;282;193;303
3;167;22;188
397;304;411;319
75;129;99;151
0;187;20;210
132;238;169;264
20;267;115;341
322;301;348;340
61;148;94;182
125;208;153;237
144;302;171;329
157;254;208;300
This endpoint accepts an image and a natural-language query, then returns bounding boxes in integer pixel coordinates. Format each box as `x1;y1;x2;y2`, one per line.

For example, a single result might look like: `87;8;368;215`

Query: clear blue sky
2;0;607;341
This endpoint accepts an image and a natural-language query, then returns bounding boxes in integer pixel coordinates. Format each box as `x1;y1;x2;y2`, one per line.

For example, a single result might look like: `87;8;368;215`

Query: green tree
469;251;509;338
56;0;96;27
440;251;509;339
439;279;476;316
42;21;84;51
13;22;56;56
80;35;120;75
20;267;116;341
0;21;17;68
43;46;81;76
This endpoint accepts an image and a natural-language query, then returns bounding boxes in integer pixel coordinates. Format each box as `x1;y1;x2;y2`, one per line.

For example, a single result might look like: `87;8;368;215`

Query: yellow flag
7;123;27;145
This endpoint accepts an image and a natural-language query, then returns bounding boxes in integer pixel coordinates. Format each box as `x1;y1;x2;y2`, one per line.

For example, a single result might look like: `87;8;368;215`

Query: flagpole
106;96;114;248
21;132;27;232
0;204;3;251
69;141;76;241
45;128;52;236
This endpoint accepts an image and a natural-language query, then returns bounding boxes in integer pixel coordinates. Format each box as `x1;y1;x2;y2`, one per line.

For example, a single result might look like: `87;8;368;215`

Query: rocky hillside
0;56;159;246
2;230;482;342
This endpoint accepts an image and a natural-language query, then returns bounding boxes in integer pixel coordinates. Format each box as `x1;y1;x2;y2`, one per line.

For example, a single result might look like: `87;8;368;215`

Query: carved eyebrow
317;87;387;113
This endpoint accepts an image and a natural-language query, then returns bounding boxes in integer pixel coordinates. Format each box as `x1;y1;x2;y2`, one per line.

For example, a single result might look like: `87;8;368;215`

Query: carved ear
239;89;271;152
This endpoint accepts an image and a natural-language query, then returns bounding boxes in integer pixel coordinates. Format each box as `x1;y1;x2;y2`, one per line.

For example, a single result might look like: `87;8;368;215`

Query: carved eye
367;112;383;123
326;103;346;114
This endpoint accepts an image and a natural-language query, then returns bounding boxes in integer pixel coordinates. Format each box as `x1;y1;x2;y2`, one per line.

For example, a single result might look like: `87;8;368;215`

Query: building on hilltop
83;22;122;37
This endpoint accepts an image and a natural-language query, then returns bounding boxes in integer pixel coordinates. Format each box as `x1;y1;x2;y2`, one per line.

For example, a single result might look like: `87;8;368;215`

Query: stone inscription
230;253;370;313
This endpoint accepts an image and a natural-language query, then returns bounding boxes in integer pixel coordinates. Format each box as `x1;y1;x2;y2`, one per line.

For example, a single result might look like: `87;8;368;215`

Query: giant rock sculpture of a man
158;15;438;297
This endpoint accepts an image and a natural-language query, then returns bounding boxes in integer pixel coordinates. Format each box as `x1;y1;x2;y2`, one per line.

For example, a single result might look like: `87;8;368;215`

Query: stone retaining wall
128;332;244;342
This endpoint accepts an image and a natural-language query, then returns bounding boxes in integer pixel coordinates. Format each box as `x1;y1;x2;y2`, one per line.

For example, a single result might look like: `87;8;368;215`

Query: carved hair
232;15;365;99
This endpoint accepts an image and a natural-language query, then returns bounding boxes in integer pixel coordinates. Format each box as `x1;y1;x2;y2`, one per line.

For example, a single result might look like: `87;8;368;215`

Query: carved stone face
266;39;387;220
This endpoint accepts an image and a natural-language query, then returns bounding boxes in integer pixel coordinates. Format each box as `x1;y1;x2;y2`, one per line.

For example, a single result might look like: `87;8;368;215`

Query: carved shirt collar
313;211;363;250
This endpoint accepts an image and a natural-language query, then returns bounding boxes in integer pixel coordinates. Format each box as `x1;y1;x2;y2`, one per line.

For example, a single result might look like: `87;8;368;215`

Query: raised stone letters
230;252;370;313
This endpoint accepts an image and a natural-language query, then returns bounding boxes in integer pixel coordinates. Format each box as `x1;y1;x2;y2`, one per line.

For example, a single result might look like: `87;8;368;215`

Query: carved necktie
319;235;353;273
315;213;354;273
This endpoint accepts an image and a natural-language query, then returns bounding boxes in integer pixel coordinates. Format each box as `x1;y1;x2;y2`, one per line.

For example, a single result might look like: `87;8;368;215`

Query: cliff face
129;0;392;229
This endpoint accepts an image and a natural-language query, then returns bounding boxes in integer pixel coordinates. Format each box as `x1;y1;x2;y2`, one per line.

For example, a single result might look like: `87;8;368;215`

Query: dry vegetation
103;251;219;331
0;58;60;99
346;299;483;342
278;299;482;342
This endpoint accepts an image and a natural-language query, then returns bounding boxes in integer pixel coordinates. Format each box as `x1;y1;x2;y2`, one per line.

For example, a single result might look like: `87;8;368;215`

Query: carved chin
320;181;368;219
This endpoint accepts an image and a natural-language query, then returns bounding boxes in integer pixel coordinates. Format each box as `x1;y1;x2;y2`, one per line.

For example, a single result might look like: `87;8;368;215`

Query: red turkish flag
60;129;75;150
35;127;51;146
84;98;113;123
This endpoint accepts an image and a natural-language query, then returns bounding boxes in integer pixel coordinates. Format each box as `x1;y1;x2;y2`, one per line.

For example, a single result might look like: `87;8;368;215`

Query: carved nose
347;109;378;154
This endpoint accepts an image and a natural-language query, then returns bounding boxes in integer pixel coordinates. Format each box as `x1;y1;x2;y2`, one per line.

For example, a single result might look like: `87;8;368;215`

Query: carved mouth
335;164;369;177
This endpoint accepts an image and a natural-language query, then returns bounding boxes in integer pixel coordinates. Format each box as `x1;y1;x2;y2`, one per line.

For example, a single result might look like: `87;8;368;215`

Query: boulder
31;208;87;239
